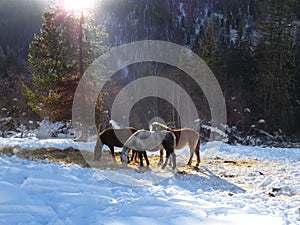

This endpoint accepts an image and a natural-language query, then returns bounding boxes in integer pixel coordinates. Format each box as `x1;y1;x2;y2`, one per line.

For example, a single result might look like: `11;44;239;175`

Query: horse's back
100;127;137;147
172;128;199;148
124;130;175;152
134;129;152;139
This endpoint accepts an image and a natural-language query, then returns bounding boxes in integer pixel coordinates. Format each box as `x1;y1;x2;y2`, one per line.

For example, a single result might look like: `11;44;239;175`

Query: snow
178;2;186;18
0;137;95;152
0;138;299;224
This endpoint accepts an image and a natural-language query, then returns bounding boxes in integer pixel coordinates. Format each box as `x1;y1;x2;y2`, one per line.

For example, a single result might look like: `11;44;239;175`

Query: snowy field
0;137;300;225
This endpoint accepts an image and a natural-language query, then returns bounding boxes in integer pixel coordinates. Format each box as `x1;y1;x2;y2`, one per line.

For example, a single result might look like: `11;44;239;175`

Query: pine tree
23;0;108;139
199;18;225;86
0;48;31;130
255;0;297;132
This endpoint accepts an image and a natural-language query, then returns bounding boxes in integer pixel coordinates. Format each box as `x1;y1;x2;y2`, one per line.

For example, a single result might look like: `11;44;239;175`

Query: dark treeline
0;0;299;139
95;0;300;137
0;0;48;126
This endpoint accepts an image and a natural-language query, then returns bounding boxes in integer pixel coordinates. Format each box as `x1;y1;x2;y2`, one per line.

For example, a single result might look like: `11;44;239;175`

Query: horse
93;127;149;167
120;129;176;170
150;122;201;166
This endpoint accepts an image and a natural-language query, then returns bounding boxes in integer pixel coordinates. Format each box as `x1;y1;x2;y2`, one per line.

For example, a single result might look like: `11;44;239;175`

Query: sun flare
63;0;94;12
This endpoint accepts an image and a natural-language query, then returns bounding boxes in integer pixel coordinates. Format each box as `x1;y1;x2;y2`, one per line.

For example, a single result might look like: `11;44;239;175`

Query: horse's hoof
195;163;199;167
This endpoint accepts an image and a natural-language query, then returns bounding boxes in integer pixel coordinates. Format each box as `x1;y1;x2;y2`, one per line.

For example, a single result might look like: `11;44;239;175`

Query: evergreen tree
226;17;255;130
23;0;108;139
199;18;225;86
255;0;297;132
0;48;31;130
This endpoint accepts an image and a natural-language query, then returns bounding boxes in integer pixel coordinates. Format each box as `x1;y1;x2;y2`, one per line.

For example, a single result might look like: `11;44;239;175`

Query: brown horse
150;122;201;166
94;127;149;166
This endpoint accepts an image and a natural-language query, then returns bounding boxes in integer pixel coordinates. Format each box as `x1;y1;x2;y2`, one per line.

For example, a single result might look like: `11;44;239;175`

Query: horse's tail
94;136;103;161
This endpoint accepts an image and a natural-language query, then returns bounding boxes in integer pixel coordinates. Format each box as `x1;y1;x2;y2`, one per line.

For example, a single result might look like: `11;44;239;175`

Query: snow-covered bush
36;118;75;139
0;117;12;138
224;119;299;148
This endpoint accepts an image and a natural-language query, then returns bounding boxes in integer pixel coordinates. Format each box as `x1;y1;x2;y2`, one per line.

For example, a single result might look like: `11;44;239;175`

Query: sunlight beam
63;0;94;12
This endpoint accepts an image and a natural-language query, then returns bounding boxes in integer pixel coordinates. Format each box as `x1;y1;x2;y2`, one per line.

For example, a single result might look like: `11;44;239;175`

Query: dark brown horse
94;127;149;166
150;122;201;166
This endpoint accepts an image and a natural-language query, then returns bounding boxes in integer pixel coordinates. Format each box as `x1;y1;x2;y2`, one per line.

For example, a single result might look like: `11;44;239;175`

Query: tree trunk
77;10;88;142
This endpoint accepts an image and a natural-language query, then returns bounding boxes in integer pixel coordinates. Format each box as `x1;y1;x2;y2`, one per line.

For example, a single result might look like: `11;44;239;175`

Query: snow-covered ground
0;137;299;225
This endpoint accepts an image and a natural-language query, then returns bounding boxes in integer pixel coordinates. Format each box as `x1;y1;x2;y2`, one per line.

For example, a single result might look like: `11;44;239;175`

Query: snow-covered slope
0;138;299;224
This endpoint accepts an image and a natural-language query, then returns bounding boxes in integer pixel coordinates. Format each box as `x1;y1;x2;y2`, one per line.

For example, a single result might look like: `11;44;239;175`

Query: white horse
120;129;177;170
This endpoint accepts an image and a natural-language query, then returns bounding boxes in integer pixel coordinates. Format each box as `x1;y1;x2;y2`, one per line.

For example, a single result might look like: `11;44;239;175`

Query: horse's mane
151;122;171;131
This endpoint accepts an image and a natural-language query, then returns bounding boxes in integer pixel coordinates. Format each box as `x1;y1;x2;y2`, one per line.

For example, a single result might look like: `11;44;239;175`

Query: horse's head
119;152;129;165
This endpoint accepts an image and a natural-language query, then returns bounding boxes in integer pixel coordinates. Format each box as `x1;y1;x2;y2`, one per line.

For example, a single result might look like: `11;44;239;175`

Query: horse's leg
187;142;197;165
168;155;173;166
138;151;144;167
187;154;193;165
158;148;164;166
162;150;170;169
109;146;117;163
195;138;201;166
93;137;103;161
143;151;150;167
130;150;136;162
171;152;176;170
134;150;140;163
108;145;115;158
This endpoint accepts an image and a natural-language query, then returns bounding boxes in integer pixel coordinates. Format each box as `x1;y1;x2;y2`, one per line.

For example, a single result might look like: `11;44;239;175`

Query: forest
0;0;299;145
